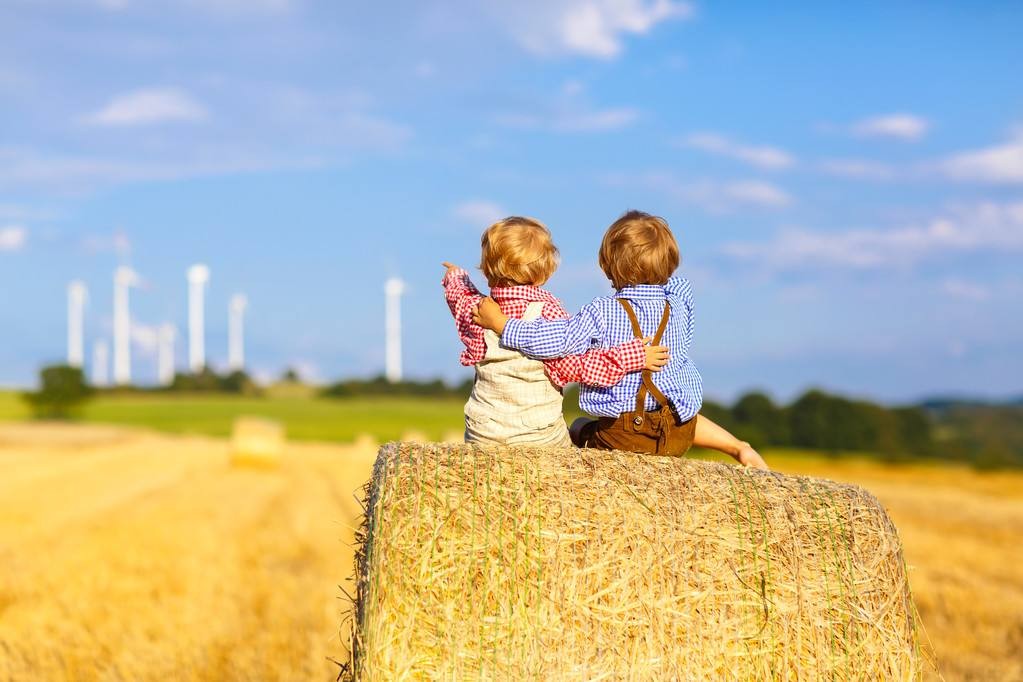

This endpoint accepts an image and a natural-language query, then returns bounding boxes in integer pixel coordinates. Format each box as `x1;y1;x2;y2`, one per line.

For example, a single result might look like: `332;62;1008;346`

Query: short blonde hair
598;210;680;290
479;216;559;287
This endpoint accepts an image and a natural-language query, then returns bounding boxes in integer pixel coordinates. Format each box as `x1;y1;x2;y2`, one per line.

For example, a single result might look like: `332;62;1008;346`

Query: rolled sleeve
501;304;602;359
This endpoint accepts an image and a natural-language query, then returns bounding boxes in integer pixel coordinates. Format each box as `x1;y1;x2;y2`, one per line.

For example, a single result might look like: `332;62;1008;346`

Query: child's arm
534;297;666;388
664;276;695;355
545;341;669;388
474;296;601;359
441;263;486;365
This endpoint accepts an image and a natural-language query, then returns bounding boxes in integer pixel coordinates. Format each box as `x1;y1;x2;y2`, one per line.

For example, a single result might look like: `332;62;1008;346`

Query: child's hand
472;296;508;334
642;336;670;371
441;262;461;276
737;443;770;471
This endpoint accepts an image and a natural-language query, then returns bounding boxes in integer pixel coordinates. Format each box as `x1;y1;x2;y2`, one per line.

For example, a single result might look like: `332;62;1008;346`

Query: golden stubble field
0;423;1021;681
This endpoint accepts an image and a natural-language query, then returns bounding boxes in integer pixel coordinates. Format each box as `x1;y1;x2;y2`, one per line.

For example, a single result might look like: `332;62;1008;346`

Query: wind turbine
187;264;210;373
67;280;87;368
158;324;176;386
228;294;248;372
113;266;139;385
384;277;405;383
92;340;110;387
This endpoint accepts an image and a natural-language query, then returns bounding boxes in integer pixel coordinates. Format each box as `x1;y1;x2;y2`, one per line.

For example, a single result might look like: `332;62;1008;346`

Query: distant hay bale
352;433;379;455
399;429;429;443
345;442;921;681
229;417;284;468
441;429;464;444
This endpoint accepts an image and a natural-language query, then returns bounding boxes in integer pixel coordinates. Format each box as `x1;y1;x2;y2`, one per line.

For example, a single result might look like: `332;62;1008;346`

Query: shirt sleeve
543;339;646;388
442;267;486;365
502;302;605;359
665;276;695;356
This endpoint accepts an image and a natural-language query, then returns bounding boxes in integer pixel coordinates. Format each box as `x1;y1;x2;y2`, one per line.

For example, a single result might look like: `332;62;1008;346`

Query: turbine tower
187;264;210;373
228;294;248;372
113;266;138;385
92;339;109;387
384;277;405;383
158;324;176;386
67;280;87;368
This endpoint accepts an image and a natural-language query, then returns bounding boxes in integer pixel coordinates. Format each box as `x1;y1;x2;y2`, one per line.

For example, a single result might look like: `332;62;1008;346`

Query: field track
0;424;1020;680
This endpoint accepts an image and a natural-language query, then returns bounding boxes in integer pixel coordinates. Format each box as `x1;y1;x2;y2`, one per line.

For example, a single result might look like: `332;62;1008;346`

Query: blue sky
1;0;1021;403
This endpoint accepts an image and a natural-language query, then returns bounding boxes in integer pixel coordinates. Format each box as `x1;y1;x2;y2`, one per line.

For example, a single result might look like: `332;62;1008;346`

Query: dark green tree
23;364;94;419
732;391;789;446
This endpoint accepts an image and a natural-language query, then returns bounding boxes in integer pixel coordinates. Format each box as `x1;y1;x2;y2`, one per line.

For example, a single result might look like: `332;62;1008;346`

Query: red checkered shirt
442;268;645;389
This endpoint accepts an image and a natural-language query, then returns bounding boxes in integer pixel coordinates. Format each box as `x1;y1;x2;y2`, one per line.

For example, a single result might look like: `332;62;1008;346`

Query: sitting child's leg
693;414;769;470
569;417;597;447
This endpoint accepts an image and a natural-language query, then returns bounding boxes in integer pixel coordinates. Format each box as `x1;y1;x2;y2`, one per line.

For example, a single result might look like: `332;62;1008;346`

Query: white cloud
0;146;322;194
937;128;1023;184
84;87;208;126
452;200;507;227
852;113;930;141
0;204;60;222
496;0;693;59
610;173;793;213
942;279;990;302
655;176;792;212
0;225;28;252
497;106;639;133
722;201;1023;271
818;158;896;181
680;132;795;170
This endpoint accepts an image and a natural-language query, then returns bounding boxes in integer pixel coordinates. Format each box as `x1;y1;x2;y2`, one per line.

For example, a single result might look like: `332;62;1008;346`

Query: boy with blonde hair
474;210;768;469
443;216;669;447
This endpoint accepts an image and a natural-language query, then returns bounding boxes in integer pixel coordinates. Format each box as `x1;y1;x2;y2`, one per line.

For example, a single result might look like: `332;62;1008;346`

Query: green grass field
0;391;466;443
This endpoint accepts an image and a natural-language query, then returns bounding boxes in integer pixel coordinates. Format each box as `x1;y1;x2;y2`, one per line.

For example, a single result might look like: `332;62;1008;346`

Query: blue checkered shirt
501;277;704;420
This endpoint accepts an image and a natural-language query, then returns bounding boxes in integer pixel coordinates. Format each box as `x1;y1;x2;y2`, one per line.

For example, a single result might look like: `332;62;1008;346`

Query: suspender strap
616;298;672;413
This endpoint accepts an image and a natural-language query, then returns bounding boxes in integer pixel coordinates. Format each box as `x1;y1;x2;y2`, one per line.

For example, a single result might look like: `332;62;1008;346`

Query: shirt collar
490;284;557;305
614;284;666;300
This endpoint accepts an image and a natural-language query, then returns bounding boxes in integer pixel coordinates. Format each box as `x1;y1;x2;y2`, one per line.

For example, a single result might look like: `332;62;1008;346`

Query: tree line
22;364;1021;468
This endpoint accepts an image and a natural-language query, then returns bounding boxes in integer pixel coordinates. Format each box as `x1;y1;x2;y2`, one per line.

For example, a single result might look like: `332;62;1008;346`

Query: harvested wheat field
0;422;376;681
1;424;1020;681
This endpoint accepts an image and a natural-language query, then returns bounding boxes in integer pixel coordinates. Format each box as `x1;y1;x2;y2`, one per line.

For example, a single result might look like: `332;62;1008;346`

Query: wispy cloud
936;127;1023;184
818;158;896;181
496;0;693;59
722;201;1023;271
498;107;639;133
0;225;28;252
852;113;930;141
627;173;793;213
0;147;304;194
452;200;507;227
96;0;297;14
83;87;208;126
942;278;991;302
496;79;639;133
679;132;795;170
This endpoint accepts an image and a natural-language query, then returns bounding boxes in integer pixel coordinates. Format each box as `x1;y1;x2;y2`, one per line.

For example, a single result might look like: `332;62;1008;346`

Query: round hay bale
345;442;921;680
229;417;284;468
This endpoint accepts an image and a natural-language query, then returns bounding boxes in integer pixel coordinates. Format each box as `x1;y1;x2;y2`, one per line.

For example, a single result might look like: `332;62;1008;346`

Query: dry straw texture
346;442;921;681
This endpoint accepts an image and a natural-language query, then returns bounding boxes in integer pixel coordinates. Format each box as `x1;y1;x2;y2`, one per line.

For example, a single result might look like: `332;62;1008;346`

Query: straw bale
229;417;284;468
345;442;921;681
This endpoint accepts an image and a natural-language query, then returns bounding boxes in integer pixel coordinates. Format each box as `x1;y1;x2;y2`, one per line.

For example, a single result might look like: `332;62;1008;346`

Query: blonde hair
479;216;559;287
598;210;680;290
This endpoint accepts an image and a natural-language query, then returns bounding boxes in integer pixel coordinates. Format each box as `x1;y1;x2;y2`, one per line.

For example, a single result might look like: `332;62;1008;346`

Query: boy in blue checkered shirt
473;210;768;470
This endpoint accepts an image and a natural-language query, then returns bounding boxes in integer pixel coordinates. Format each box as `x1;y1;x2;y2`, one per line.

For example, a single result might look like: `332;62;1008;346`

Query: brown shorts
574;409;696;457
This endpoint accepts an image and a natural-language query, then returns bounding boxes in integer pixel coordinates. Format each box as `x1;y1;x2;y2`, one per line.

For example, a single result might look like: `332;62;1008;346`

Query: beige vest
464;301;572;447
